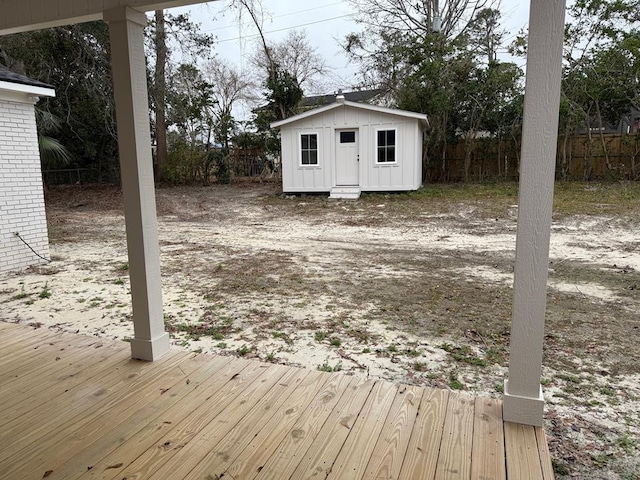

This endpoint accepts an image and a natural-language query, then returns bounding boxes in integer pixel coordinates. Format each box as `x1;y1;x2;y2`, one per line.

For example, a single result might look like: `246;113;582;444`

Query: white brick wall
0;98;50;272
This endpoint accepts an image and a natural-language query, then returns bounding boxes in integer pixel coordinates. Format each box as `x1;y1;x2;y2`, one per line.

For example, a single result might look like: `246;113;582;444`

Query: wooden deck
0;322;554;480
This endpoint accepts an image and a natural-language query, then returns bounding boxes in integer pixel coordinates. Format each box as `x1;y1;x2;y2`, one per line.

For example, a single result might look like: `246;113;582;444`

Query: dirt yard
1;181;639;479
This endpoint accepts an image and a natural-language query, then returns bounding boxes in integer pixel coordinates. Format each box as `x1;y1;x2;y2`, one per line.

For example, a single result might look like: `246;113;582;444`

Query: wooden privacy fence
425;133;640;182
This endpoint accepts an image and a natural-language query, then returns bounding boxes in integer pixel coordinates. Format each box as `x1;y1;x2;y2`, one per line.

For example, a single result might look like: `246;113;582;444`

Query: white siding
280;104;422;193
0;97;50;272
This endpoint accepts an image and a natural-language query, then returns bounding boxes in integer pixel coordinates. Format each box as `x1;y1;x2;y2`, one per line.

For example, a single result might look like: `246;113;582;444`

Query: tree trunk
154;10;168;182
594;100;611;172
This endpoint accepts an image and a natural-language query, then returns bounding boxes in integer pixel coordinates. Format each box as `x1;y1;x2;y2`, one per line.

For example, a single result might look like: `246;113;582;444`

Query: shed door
335;129;359;186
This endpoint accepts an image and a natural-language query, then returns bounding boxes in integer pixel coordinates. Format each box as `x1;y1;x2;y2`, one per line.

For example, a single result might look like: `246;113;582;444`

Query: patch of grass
599;385;615;396
557;373;581;384
317;360;342;372
236;344;252;356
38;282;51;299
617;434;637;455
449;372;465;390
314;330;326;343
413;362;428;372
266;351;277;362
192;347;203;354
494;383;504;394
113;278;125;286
553;182;640;218
272;331;293;345
552;458;570;476
216;342;227;349
441;343;487;367
330;337;342;347
362;347;371;354
165;317;239;342
387;344;398;353
119;262;129;271
404;349;421;358
485;347;505;365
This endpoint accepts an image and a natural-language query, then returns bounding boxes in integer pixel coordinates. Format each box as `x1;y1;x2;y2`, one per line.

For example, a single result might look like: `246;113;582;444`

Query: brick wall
0;97;50;272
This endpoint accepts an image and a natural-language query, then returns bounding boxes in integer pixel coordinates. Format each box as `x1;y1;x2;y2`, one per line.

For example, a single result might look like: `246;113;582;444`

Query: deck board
0;323;554;480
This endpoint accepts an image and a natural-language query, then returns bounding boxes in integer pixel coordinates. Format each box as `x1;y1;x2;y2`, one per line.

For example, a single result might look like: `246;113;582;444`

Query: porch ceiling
0;0;219;35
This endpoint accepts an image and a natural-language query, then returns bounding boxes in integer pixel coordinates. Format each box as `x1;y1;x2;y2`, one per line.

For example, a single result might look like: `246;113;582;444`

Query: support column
105;6;169;361
503;0;566;426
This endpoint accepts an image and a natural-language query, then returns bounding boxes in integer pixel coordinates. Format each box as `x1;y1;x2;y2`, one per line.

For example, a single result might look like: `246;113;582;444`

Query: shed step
329;187;361;200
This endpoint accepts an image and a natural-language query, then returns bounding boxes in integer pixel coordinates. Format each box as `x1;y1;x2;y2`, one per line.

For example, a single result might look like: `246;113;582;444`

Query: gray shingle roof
300;89;383;108
0;66;53;89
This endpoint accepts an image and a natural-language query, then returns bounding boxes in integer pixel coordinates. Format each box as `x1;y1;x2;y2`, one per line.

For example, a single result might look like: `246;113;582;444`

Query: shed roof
300;89;383;108
271;99;429;129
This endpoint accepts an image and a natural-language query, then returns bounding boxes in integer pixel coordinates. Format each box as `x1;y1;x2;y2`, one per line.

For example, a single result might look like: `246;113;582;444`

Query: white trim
374;127;398;165
272;101;428;129
298;131;320;167
503;381;545;427
0;80;55;98
0;1;223;35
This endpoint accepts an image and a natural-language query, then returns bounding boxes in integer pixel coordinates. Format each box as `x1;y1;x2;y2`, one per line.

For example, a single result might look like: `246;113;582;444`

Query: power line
202;1;345;33
216;14;353;44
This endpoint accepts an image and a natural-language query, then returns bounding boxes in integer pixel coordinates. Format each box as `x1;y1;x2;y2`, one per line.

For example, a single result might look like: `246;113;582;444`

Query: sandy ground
1;182;638;478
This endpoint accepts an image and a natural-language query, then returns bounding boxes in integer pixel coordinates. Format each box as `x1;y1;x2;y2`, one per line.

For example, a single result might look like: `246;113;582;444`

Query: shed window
377;129;396;163
340;131;356;143
300;133;318;165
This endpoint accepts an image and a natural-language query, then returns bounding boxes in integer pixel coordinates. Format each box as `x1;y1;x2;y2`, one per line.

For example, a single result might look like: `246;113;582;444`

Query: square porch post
104;6;170;361
503;0;566;426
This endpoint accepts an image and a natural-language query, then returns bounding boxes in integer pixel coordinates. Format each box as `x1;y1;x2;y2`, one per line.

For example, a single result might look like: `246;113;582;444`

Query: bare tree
346;0;493;42
202;58;257;147
250;30;328;93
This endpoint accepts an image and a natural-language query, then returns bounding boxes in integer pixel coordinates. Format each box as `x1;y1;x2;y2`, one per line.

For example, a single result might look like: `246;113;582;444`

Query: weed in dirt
314;331;326;343
494;383;504;393
413;362;428;372
193;347;203;353
617;434;637;455
362;347;371;354
265;351;277;362
552;458;571;476
216;342;227;349
449;372;465;390
600;385;616;396
404;349;421;358
387;344;398;353
441;343;487;367
557;373;581;384
272;331;293;345
236;345;252;356
119;263;129;271
12;284;29;300
166;312;238;341
330;337;342;347
485;347;506;365
317;360;342;372
39;282;51;299
113;278;125;286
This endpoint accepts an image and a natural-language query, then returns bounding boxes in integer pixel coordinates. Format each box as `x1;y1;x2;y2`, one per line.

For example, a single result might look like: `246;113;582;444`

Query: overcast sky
167;0;532;117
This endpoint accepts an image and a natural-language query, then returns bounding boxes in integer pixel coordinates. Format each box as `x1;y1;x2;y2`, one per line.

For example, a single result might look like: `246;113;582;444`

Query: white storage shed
271;95;428;199
0;67;55;272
